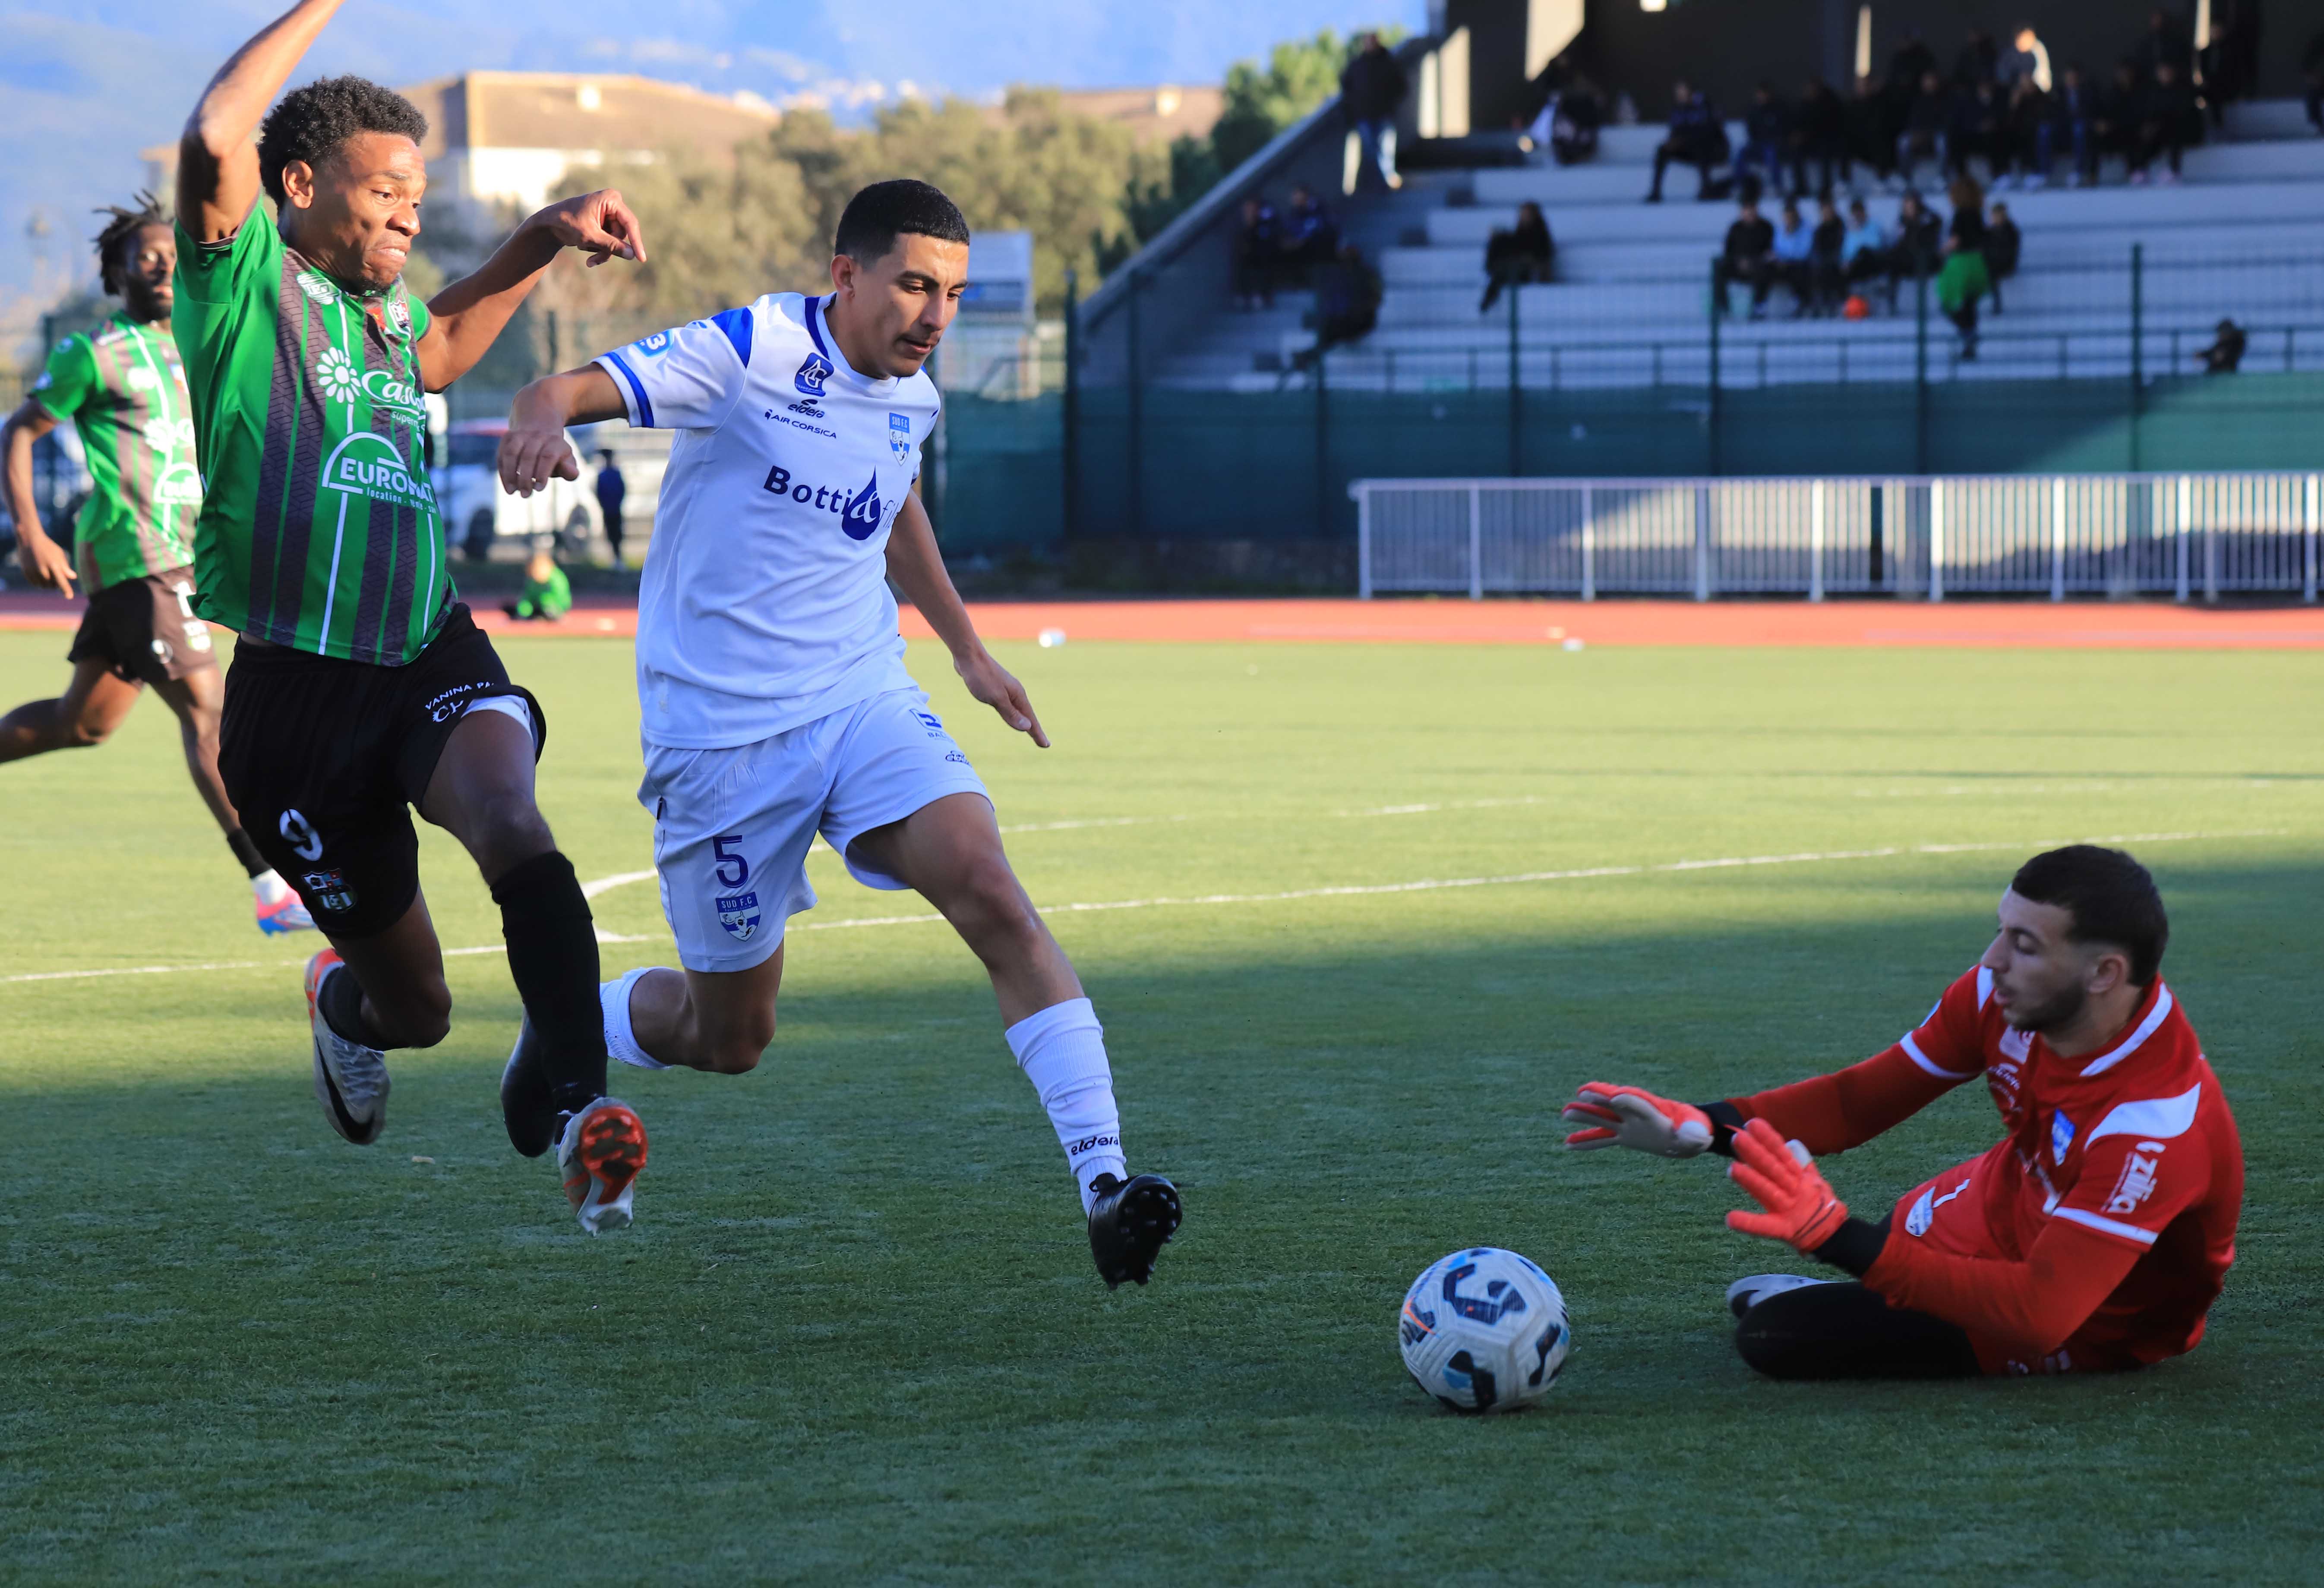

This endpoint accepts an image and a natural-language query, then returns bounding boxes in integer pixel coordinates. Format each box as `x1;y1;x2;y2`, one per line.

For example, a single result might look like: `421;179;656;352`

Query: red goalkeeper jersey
1727;967;2243;1370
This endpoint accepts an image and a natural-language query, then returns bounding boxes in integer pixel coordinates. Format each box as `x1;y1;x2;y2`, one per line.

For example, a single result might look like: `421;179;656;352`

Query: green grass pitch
2;626;2319;1585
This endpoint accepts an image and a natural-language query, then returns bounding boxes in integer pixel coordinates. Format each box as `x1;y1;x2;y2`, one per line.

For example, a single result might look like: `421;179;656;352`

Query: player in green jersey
2;195;316;936
176;0;650;1231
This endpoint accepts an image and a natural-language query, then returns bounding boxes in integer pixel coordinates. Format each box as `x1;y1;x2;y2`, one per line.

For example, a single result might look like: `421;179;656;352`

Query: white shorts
641;688;989;972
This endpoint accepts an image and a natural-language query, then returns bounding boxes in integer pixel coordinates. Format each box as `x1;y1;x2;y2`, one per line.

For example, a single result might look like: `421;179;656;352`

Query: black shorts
217;603;545;937
69;567;220;684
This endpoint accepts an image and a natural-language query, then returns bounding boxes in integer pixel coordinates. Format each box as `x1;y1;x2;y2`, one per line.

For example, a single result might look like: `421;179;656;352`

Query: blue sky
3;0;1424;297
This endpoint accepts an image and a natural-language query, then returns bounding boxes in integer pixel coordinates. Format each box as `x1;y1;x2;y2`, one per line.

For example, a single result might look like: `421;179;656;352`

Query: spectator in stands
1740;82;1791;195
1887;29;1937;98
1898;71;1952;187
2001;24;2053;91
1233;197;1282;309
502;539;572;623
1789;77;1846;198
1844;75;1900;189
1938;175;1992;358
1527;70;1605;165
2129;59;2198;183
593;450;626;568
1769;198;1815;315
1282;185;1339;275
1714;195;1778;319
1808;196;1847;315
1883;189;1943;307
2093;63;2144;183
1647;79;1728;202
1953;28;2000;91
2040;64;2097;187
1479;201;1554;312
1996;75;2049;188
1342;32;1408;192
2195;318;2248;373
2199;2;2261;128
1949;78;2006;182
1841;198;1888;299
1984;200;2022;313
2305;28;2324;135
2131;7;2194;85
1298;243;1383;369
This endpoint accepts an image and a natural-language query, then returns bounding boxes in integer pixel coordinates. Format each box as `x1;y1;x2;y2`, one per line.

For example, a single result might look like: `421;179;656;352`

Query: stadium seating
1159;101;2324;394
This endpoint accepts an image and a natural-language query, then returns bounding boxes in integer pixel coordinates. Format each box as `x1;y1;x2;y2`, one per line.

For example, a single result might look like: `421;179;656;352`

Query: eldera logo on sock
1066;1133;1120;1159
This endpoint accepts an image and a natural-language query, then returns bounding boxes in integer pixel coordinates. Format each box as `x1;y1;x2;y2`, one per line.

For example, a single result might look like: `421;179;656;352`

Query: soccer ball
1398;1247;1570;1414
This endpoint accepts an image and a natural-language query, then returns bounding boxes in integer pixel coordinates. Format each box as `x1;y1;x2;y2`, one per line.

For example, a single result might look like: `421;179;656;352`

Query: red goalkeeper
1563;844;2242;1378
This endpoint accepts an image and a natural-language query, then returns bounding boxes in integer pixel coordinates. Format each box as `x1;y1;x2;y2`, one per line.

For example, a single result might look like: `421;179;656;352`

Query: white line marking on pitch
0;829;2278;985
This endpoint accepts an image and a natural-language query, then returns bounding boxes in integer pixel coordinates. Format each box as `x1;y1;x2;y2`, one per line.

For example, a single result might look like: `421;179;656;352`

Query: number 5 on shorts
713;834;750;887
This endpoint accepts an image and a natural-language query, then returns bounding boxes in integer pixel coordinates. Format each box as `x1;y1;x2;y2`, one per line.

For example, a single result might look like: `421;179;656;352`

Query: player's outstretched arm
178;0;348;243
1;402;73;593
499;365;627;498
417;192;647;392
1560;1081;1714;1157
885;489;1048;748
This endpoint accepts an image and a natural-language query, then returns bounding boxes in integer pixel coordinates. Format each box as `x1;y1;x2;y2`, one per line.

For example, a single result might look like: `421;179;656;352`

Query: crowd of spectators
1711;181;2020;357
1646;9;2271;201
1233;185;1345;311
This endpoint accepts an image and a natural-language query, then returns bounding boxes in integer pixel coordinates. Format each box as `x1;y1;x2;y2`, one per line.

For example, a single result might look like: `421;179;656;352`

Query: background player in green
174;0;652;1232
1;195;316;937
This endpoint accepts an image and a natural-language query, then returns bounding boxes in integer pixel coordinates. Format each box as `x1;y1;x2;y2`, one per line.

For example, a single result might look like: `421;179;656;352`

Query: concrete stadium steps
1430;178;2324;246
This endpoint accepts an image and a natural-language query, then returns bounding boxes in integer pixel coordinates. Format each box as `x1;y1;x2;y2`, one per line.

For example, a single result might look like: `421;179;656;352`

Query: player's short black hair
258;75;429;204
94;192;169;297
833;180;969;265
2011;845;2169;985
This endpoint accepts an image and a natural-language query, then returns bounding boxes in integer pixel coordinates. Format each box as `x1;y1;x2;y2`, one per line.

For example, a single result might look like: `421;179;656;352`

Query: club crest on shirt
796;352;834;397
2051;1110;2076;1164
888;411;913;459
716;890;762;941
302;868;357;914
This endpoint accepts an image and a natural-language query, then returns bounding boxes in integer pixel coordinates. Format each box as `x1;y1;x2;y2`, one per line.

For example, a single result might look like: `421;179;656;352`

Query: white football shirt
594;293;941;749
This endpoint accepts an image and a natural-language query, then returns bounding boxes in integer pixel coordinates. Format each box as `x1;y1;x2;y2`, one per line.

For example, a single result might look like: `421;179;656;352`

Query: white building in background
145;72;781;235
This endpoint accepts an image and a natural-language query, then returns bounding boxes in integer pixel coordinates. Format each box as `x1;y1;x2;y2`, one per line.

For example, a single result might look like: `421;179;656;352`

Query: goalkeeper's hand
1724;1118;1849;1253
1560;1082;1715;1158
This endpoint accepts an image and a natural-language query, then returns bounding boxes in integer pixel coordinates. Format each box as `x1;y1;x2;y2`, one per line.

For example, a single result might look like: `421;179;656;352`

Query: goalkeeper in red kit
1563;845;2243;1378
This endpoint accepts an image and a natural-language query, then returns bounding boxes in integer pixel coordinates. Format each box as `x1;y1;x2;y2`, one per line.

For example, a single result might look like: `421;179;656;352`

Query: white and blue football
1398;1247;1570;1414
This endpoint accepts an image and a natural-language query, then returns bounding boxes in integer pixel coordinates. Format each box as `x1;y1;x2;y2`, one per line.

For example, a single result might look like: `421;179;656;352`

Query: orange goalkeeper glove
1561;1082;1715;1158
1724;1118;1849;1252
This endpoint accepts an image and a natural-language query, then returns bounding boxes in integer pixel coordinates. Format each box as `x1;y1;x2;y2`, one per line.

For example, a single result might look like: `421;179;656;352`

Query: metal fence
1351;472;2324;601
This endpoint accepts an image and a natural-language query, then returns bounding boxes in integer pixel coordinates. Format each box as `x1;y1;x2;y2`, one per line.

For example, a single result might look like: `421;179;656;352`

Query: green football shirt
29;314;199;592
173;216;448;665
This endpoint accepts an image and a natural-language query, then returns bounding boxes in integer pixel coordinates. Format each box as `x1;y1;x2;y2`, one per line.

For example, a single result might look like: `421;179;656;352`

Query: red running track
3;593;2321;648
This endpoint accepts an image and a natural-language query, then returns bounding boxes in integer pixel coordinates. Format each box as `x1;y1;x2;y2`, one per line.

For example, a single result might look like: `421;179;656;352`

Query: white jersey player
494;180;1180;1286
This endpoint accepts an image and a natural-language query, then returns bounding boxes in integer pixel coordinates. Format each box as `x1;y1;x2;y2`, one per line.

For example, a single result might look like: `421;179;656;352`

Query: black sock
227;828;270;879
490;849;608;1115
319;962;393;1050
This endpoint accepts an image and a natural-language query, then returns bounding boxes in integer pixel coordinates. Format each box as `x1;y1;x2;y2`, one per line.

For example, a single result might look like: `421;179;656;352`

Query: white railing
1350;473;2324;602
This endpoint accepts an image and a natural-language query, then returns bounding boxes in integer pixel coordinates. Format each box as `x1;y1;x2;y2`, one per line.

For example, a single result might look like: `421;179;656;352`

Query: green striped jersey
29;314;199;591
173;218;448;665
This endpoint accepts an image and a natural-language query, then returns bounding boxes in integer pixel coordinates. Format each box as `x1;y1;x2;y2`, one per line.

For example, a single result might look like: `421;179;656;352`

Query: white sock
601;968;667;1070
1005;996;1126;1214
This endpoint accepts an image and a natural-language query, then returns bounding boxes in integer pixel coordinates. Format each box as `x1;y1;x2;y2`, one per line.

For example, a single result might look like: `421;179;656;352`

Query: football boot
556;1097;648;1235
1086;1172;1182;1289
305;951;388;1145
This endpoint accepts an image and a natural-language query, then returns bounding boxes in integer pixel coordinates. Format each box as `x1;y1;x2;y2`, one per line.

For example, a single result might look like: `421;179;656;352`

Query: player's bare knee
953;860;1042;955
373;980;453;1048
474;797;556;877
704;1002;777;1073
66;716;114;748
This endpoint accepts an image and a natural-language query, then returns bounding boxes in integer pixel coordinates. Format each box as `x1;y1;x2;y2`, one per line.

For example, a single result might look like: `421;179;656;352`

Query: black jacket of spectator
1341;47;1408;121
1953;31;1999;89
1906;84;1954;138
1724;214;1776;263
2132;13;2193;82
1810;213;1846;261
1795;80;1845;150
1746;92;1790;146
1888;38;1937;95
1985;212;2022;276
1487;211;1554;271
2140;75;2197;136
